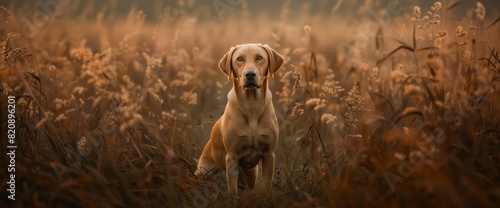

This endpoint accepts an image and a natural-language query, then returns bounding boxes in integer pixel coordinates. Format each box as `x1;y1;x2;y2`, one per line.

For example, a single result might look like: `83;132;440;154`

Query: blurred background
3;0;499;21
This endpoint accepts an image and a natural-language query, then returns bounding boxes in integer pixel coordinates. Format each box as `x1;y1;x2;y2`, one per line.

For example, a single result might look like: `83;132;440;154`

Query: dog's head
218;43;284;90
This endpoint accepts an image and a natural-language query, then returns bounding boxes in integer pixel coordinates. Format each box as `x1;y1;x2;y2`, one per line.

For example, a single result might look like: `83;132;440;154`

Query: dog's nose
245;70;256;80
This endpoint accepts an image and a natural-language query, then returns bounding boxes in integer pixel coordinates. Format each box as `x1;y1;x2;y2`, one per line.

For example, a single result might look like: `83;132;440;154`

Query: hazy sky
2;0;499;22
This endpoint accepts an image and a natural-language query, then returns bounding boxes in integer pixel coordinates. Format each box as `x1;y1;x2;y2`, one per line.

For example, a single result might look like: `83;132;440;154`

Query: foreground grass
1;1;500;207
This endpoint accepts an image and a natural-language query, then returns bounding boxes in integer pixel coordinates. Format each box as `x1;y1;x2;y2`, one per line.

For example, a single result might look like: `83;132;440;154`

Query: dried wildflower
372;67;379;78
306;98;321;106
455;26;467;38
0;6;16;23
48;65;56;71
398;63;405;71
390;69;408;83
143;52;162;68
72;86;85;95
181;91;197;105
149;91;164;104
404;127;410;136
143;52;162;79
2;82;12;95
144;66;152;79
368;67;380;91
304;25;312;33
444;92;451;107
70;47;93;62
394;152;405;161
403;85;422;97
341;85;367;124
215;81;223;88
77;136;91;156
122;75;134;88
281;64;302;96
54;98;63;110
293;47;307;55
429;2;441;25
463;50;472;63
306;98;326;111
35;111;54;129
54;113;67;122
157;79;167;91
291;102;304;117
437;31;447;37
342;86;362;106
322;69;344;98
63;100;70;106
348;134;362;138
119;112;144;133
415;2;442;29
475;2;486;20
270;32;280;42
70;41;93;62
17;98;27;106
413;6;421;17
321;113;339;127
431;2;442;12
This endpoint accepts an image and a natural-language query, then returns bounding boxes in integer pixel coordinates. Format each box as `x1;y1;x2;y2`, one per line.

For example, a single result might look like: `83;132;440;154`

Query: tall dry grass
1;1;499;207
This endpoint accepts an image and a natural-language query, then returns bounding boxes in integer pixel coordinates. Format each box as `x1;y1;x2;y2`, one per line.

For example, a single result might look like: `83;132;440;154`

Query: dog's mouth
243;83;261;90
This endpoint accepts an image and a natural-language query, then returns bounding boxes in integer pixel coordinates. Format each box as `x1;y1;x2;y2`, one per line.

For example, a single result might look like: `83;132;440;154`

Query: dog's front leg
225;153;239;195
261;152;275;192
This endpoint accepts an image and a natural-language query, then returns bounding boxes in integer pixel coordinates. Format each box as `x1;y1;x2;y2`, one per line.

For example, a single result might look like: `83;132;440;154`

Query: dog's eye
236;57;244;62
256;55;263;60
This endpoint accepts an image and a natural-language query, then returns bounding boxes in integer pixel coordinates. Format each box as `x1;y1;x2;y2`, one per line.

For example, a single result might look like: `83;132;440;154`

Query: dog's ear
261;44;284;79
218;46;237;81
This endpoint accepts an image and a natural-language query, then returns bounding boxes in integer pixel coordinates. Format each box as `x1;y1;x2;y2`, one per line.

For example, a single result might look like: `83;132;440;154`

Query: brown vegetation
1;1;499;207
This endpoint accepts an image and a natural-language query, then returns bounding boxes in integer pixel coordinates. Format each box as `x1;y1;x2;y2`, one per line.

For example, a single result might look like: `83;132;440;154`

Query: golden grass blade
376;45;414;65
485;16;500;30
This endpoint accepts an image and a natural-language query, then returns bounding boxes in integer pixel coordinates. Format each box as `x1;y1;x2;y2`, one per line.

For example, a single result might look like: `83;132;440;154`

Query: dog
196;43;284;196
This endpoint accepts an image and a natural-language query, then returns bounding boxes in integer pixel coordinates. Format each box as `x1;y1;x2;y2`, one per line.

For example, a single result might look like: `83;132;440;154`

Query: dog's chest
236;125;274;169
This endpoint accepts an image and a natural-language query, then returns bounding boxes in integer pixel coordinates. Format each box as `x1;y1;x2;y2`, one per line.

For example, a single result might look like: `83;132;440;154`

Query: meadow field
1;0;499;207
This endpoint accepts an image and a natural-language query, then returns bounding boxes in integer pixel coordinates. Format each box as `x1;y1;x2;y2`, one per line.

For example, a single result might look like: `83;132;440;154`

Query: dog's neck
229;78;270;123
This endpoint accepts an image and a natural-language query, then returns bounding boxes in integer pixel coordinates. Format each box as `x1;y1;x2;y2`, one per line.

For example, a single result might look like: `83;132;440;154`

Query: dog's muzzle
243;69;261;89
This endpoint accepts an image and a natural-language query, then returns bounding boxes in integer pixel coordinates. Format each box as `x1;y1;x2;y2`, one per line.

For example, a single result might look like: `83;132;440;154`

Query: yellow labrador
196;43;284;196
